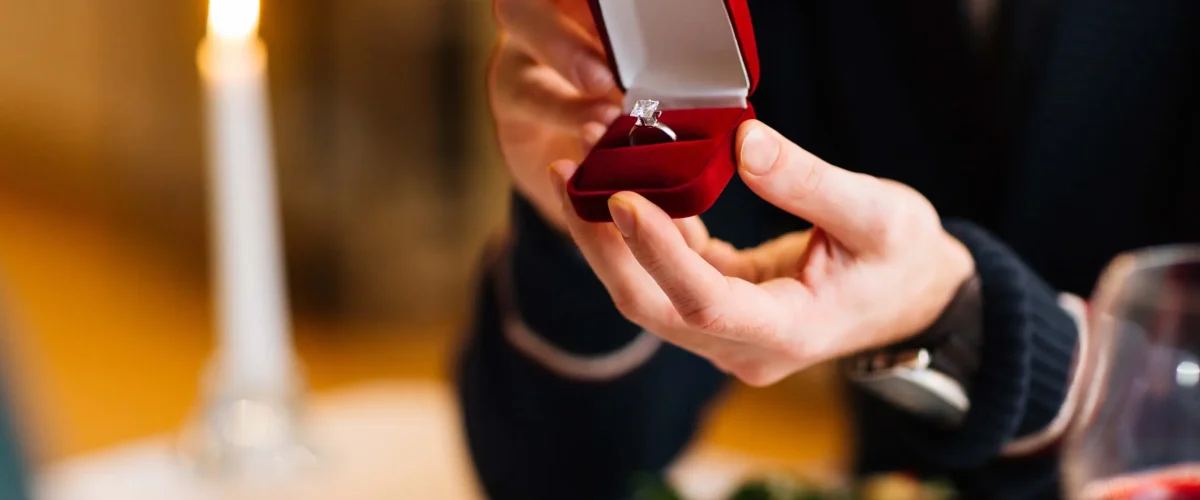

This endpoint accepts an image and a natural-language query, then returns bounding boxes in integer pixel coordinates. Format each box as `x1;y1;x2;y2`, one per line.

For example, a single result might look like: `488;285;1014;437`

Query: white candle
198;0;293;392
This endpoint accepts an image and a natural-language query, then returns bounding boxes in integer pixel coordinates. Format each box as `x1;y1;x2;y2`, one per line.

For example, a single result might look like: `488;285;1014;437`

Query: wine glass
1063;246;1200;500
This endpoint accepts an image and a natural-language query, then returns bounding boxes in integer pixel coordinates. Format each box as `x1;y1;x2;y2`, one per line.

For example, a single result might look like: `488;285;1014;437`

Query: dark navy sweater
457;0;1200;498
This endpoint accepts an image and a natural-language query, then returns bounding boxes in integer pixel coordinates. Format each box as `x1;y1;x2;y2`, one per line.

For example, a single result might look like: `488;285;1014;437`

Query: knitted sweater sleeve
455;194;727;500
850;218;1080;499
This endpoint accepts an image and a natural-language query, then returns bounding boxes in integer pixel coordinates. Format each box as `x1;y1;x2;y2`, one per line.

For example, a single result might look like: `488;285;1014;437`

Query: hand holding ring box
566;0;761;223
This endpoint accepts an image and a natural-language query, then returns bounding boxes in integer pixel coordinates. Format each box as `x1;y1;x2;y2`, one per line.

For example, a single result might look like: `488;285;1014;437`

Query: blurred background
0;0;847;496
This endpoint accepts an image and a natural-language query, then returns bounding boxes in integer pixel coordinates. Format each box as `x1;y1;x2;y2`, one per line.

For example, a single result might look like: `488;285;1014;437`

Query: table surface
0;182;852;499
34;381;817;500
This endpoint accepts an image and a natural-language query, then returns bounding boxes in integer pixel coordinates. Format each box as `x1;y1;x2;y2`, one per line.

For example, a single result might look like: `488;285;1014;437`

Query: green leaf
728;481;775;500
632;472;683;500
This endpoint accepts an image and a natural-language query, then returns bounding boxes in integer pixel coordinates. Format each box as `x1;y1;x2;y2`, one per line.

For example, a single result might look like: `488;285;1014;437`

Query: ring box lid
588;0;760;111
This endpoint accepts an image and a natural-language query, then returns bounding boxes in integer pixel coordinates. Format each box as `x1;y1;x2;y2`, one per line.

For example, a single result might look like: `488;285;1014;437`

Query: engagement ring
628;99;677;146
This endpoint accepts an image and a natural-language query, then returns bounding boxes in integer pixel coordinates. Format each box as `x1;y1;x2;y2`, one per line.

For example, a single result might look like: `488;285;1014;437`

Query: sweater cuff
507;193;644;355
935;219;1078;465
858;219;1078;471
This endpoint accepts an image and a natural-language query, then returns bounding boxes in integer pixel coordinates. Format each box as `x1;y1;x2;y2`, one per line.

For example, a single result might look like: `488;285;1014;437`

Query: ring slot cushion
568;0;761;222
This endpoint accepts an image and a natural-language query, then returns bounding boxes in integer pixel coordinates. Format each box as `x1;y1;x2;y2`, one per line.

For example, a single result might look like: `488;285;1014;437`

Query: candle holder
177;356;317;482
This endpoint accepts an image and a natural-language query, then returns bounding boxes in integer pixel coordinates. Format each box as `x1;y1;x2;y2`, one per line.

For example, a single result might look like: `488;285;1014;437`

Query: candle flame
208;0;260;42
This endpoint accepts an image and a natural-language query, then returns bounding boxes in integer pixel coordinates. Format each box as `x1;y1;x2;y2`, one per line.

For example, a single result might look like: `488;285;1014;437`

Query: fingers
670;217;759;281
549;166;754;355
699;239;758;282
491;44;621;132
548;161;681;330
495;0;615;96
555;0;601;38
673;216;709;252
548;167;819;377
735;120;893;254
607;192;789;344
740;231;816;282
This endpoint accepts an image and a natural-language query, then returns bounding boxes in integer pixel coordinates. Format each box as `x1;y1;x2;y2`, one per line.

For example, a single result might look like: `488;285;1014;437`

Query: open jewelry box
567;0;760;222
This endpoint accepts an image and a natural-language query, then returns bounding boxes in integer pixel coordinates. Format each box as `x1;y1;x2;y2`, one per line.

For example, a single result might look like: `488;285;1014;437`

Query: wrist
844;271;984;427
888;232;977;346
933;233;978;321
842;229;981;427
845;219;1080;469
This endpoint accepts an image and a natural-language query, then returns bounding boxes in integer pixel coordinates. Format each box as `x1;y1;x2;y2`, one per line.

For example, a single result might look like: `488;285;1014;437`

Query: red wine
1083;468;1200;500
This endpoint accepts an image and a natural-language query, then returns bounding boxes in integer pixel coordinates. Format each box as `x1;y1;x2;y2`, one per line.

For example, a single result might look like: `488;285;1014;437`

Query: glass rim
1113;244;1200;271
1093;244;1200;307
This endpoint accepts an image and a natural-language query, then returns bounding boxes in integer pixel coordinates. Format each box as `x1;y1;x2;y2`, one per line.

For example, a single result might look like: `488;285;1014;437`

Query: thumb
736;120;891;254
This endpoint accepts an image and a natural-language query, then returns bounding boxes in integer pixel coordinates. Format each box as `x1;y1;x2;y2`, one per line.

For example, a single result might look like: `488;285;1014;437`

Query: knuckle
860;187;909;248
611;292;648;323
910;197;943;235
870;206;906;249
873;180;943;250
638;252;670;279
678;302;727;331
784;154;825;201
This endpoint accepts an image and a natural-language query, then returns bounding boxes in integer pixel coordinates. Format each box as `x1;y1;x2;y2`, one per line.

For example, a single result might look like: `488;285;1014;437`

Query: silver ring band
628;99;677;146
629;121;677;146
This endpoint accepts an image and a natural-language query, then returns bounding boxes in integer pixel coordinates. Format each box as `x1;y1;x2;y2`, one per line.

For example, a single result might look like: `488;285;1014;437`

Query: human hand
547;120;975;386
489;0;622;231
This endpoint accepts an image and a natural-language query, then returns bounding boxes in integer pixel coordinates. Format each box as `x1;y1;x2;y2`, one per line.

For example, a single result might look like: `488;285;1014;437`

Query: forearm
455;194;726;500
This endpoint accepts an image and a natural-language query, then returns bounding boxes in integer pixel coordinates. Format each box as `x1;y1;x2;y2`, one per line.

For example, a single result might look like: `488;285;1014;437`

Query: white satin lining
598;0;750;111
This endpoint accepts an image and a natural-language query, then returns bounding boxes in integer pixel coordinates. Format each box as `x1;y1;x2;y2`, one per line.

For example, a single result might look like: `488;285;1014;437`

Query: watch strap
910;274;984;391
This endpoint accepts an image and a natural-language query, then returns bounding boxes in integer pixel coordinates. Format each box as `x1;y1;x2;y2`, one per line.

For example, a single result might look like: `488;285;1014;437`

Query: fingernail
608;194;637;238
739;127;779;176
578;60;614;95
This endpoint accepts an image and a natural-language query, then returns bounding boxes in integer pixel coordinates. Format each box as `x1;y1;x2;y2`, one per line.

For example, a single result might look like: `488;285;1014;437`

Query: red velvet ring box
567;0;761;222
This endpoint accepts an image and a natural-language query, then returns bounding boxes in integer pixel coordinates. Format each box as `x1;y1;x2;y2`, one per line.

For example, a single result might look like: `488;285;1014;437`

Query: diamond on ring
632;99;662;127
628;99;676;146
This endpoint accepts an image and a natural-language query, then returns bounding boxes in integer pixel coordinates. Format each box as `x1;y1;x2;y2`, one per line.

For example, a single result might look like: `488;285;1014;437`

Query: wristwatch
842;274;984;428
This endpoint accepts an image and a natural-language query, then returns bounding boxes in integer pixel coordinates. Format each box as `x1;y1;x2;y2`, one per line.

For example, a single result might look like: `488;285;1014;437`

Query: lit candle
198;0;294;392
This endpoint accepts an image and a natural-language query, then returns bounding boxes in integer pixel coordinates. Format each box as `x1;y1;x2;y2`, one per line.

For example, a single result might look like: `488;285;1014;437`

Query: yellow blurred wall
0;0;510;324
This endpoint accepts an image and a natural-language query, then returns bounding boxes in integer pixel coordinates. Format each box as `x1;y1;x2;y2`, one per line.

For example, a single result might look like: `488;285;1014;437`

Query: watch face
857;371;969;428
